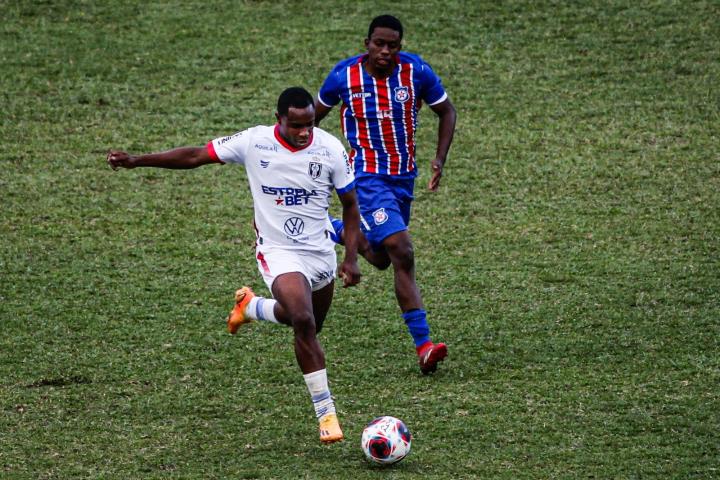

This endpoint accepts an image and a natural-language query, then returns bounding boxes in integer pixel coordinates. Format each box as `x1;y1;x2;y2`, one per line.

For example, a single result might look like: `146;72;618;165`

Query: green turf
1;0;719;478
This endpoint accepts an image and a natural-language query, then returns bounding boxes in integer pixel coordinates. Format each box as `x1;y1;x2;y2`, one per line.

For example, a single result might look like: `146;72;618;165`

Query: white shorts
255;247;337;293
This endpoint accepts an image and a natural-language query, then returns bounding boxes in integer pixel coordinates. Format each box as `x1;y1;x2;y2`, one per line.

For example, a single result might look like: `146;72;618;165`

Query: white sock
245;296;280;324
303;368;336;420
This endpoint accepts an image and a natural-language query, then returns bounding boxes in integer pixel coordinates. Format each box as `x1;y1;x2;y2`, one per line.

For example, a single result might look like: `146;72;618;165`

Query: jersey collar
274;124;313;153
358;53;401;74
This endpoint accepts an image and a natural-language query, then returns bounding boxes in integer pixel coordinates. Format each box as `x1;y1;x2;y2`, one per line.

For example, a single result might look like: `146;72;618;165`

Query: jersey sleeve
207;129;252;165
416;58;448;106
317;62;345;108
331;145;355;195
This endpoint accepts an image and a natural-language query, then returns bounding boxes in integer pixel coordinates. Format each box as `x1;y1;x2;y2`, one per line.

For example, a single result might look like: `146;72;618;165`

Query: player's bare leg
383;231;448;374
311;281;334;334
382;231;422;311
358;236;391;271
272;273;343;443
330;218;446;373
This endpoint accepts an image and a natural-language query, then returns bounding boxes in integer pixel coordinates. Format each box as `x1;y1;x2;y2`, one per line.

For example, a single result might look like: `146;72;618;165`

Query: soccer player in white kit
107;87;361;443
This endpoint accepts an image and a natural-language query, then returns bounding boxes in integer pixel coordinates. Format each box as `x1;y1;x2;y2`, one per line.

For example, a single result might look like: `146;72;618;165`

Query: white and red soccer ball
361;416;412;465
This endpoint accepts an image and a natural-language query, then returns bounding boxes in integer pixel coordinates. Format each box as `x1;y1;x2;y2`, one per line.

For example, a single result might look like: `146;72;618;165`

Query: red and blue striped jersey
318;52;447;178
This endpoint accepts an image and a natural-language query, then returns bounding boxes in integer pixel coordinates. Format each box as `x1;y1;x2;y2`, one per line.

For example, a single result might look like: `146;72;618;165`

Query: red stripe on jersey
375;76;401;175
206;141;224;163
256;251;270;274
349;64;377;173
400;64;416;173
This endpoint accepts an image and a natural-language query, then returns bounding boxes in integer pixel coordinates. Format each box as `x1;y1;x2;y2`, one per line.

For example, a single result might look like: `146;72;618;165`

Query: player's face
276;105;315;148
365;27;401;73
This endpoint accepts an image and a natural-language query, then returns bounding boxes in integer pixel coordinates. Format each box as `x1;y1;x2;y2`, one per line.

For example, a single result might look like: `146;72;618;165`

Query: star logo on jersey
262;185;319;206
309;161;322;179
394;86;409;103
372;208;389;225
284;217;305;237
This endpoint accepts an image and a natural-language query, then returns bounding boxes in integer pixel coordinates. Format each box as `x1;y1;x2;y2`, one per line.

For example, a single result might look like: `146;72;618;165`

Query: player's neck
363;59;396;79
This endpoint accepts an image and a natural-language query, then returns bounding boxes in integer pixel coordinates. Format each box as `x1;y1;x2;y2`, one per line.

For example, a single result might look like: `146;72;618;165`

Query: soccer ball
360;416;412;465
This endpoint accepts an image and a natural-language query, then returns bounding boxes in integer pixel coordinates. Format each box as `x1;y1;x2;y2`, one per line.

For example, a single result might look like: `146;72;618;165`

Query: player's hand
428;157;444;191
338;260;361;288
107;150;136;170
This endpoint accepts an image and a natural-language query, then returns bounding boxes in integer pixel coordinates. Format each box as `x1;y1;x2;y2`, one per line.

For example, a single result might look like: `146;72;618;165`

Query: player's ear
275;112;281;124
364;38;370;49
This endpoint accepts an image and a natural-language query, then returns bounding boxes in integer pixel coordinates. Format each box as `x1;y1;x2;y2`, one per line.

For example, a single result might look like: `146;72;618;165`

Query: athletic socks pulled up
402;308;431;348
245;296;280;324
303;368;337;420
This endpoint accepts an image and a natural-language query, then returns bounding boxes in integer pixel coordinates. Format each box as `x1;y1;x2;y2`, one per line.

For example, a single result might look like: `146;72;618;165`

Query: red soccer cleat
418;342;448;375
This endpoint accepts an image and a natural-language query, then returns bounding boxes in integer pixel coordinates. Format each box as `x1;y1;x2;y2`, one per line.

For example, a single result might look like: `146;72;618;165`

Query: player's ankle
416;340;433;356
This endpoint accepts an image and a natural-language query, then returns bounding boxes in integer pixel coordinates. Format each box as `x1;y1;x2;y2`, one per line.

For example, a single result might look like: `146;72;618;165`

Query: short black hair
277;87;314;116
368;14;403;41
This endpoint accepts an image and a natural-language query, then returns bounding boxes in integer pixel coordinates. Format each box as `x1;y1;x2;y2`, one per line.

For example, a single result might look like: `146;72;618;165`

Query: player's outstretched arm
337;189;362;288
107;147;217;171
428;98;457;192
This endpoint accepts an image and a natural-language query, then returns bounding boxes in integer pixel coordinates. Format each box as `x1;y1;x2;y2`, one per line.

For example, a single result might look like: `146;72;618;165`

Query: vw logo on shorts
284;217;305;236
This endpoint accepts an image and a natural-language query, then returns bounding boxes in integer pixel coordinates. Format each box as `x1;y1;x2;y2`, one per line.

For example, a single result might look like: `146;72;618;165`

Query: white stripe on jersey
368;76;389;175
406;63;417;174
385;73;401;175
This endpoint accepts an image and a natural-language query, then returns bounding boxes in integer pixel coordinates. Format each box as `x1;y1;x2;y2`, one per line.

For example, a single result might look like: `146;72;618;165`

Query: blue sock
328;215;344;245
402;309;430;347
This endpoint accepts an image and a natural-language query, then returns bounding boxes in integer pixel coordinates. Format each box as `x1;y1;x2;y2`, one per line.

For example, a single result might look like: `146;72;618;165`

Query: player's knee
374;254;392;270
360;242;391;270
291;311;317;337
386;240;415;271
376;258;392;271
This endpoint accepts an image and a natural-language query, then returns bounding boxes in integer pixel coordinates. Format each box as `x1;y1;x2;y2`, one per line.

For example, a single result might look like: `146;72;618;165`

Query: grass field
1;0;719;478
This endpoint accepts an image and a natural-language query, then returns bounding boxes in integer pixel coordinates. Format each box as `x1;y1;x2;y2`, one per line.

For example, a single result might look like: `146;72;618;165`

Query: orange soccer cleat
319;413;344;444
227;287;255;334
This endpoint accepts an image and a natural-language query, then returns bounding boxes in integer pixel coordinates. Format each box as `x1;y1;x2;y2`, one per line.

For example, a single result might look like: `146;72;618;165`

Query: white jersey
208;125;355;252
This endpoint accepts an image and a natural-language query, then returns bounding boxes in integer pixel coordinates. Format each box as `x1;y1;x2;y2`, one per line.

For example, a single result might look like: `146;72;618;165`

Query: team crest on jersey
394;86;410;103
372;208;389;225
308;160;322;179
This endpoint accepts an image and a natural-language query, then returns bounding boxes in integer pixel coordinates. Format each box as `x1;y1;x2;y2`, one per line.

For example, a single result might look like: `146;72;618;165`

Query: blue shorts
355;175;415;249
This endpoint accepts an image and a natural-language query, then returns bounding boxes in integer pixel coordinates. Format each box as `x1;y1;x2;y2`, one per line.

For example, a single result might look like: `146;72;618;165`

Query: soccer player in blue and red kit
315;15;457;374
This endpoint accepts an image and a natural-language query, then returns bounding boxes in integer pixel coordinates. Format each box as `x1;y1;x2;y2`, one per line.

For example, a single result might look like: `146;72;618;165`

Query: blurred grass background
1;1;718;478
